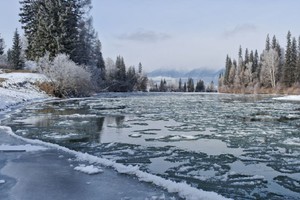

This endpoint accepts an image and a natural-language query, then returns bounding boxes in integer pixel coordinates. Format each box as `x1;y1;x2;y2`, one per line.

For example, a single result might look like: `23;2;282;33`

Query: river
2;93;300;199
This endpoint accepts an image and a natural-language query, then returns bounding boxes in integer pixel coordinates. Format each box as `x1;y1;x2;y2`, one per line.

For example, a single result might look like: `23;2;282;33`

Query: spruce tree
138;62;143;74
0;34;4;55
297;36;300;82
187;78;194;92
265;34;270;51
224;55;232;85
291;37;298;84
178;78;182;91
10;29;24;70
271;35;277;49
283;31;293;87
244;48;249;64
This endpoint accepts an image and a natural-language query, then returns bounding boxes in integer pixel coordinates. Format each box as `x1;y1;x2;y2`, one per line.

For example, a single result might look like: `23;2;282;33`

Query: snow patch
0;180;5;184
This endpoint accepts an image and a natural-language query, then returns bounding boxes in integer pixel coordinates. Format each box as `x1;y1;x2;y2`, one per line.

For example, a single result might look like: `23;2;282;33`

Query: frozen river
2;93;300;199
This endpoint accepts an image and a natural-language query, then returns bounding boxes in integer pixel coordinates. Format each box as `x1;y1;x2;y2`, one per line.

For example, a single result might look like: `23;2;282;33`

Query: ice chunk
74;164;104;175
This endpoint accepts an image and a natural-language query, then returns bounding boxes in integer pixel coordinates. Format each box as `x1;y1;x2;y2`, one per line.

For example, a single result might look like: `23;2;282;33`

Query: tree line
0;0;148;97
149;78;216;93
219;31;300;94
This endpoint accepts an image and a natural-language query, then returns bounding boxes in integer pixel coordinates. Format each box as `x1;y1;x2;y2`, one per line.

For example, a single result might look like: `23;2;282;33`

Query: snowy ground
0;71;50;113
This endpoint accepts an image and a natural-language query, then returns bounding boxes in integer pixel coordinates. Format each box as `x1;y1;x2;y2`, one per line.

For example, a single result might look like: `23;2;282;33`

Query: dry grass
3;69;34;73
0;78;7;87
35;82;55;96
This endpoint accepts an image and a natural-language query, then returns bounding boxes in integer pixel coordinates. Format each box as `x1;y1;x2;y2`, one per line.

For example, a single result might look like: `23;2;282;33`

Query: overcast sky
1;0;300;71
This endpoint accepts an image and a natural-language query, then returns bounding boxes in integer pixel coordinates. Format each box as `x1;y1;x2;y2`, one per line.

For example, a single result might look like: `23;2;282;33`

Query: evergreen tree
223;55;231;85
195;80;205;92
178;78;182;91
271;35;277;49
291;37;298;84
19;0;101;64
187;78;194;92
138;62;143;74
126;66;137;91
244;48;249;64
283;31;293;87
94;39;106;80
265;34;270;51
297;36;300;82
183;82;187;92
10;29;24;70
0;34;4;55
115;56;126;82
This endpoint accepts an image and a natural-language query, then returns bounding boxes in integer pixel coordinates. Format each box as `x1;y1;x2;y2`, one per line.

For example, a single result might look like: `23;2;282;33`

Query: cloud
117;30;171;42
223;24;258;38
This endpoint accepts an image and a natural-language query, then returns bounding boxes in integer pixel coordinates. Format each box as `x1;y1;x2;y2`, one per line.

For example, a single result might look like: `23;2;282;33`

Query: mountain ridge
147;68;223;84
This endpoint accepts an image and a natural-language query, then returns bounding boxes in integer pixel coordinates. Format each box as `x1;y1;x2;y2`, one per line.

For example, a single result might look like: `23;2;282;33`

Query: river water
2;93;300;199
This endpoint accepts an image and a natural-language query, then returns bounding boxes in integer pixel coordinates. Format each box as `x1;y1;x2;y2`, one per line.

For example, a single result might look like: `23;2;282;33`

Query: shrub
38;53;92;98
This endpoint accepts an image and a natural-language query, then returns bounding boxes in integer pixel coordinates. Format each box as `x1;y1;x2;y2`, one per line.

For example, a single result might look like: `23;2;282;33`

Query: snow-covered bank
0;71;50;112
273;95;300;101
0;126;230;200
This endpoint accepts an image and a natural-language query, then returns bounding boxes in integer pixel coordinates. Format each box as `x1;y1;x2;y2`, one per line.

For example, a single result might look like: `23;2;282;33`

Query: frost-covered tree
105;57;116;80
37;53;92;97
206;81;216;92
260;49;279;88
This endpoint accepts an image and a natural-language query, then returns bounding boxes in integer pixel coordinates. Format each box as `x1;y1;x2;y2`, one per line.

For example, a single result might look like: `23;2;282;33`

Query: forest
0;0;148;97
219;31;300;94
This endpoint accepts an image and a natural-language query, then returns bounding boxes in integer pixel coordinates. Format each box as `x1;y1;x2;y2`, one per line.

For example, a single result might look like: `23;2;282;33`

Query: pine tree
195;80;205;92
223;55;231;85
271;35;276;49
126;66;137;91
138;62;143;74
297;36;300;82
19;0;101;63
115;56;126;82
291;37;298;84
0;34;4;55
283;31;293;87
244;48;249;64
94;39;105;79
10;29;24;70
187;78;194;92
178;78;182;91
265;34;270;51
183;82;187;92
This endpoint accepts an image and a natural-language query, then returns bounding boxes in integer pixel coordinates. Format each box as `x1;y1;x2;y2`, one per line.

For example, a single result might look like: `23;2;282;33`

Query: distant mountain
147;68;223;84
